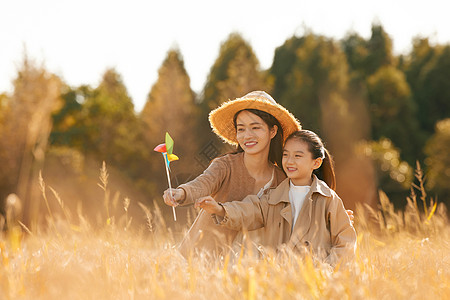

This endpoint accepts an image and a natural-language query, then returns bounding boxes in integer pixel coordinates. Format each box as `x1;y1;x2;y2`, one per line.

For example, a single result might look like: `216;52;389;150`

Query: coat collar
268;175;331;205
310;174;333;197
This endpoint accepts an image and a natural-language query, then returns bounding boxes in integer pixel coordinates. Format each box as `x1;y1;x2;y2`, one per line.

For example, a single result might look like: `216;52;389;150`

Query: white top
289;180;311;229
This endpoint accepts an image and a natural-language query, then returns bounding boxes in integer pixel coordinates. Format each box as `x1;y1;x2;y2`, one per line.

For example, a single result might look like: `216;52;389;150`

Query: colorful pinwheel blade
167;153;179;162
165;132;174;154
153;143;167;153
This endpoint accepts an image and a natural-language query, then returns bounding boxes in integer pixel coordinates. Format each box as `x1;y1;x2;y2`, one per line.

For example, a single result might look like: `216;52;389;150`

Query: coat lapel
288;192;314;248
268;179;292;236
288;175;329;250
280;204;292;237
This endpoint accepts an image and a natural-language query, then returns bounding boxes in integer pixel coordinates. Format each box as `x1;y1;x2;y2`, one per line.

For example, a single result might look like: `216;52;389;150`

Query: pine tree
341;32;369;79
81;68;149;180
197;33;270;158
141;49;200;183
201;32;268;111
365;24;395;76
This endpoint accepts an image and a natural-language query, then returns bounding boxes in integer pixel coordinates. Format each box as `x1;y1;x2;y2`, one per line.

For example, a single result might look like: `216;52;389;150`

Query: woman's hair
233;109;284;168
285;130;336;190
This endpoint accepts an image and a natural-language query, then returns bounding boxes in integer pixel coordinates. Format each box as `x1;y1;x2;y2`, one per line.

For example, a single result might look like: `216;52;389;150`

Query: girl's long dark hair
233;109;284;168
285;130;336;190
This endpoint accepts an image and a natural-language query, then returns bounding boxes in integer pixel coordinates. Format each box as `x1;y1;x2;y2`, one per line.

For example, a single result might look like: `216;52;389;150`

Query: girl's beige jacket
177;152;286;257
219;175;357;266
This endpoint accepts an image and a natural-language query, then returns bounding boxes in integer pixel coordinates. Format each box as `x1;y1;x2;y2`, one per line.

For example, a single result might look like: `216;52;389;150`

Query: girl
196;130;357;266
164;91;302;257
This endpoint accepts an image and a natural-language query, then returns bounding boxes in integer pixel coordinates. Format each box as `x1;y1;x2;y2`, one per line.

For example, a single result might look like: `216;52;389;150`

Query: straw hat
209;91;301;146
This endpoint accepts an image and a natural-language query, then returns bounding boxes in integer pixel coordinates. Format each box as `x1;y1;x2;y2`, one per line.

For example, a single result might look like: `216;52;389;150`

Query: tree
341;32;369;79
365;24;395;76
0;56;62;227
425;119;450;208
415;45;450;133
49;85;85;149
270;34;349;131
141;49;200;183
198;33;270;158
80;68;149;181
366;66;422;164
201;33;268;111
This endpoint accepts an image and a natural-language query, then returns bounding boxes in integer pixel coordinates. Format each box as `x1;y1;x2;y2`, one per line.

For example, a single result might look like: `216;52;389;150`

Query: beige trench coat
219;175;357;266
177;152;286;257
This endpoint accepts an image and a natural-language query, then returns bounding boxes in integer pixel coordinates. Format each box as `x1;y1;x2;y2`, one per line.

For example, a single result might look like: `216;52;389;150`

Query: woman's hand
163;188;185;207
346;209;354;225
195;196;225;217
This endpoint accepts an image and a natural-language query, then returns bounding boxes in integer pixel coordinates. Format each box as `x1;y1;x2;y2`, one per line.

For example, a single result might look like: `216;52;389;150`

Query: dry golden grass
1;164;449;300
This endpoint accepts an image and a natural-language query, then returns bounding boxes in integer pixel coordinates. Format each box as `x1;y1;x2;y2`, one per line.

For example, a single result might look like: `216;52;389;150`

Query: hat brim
209;98;301;146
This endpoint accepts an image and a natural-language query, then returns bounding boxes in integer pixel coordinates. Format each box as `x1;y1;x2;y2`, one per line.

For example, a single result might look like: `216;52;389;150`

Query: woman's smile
243;141;258;148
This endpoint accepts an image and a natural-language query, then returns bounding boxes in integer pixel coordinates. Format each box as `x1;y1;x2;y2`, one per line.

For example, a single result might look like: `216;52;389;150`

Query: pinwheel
154;132;179;221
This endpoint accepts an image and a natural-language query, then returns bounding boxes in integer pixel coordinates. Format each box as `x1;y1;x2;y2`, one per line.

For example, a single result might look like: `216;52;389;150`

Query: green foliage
425;119;450;207
357;138;413;206
366;66;422;163
403;39;450;135
341;33;369;78
365;24;395;75
358;138;413;188
417;46;450;131
79;69;150;181
199;33;270;155
50;86;84;148
201;32;268;111
271;34;349;131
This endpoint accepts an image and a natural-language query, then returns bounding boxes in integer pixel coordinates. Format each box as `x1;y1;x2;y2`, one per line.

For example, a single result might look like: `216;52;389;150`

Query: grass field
1;165;449;299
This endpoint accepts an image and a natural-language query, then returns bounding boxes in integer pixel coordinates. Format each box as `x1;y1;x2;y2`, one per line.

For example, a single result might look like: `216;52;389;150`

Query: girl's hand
195;196;225;216
163;188;185;207
346;209;354;225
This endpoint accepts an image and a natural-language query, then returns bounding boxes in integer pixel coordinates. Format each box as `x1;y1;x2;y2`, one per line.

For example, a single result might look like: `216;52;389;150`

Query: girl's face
236;110;277;156
282;139;322;186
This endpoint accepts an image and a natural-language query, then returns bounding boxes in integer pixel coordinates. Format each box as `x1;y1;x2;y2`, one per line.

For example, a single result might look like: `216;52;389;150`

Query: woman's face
235;110;277;155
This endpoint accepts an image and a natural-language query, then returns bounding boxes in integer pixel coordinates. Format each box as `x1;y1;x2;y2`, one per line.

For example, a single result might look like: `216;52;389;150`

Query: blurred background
1;1;449;229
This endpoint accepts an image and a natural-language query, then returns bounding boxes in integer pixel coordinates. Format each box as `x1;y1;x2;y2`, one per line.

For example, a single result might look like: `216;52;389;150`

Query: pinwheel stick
163;153;177;221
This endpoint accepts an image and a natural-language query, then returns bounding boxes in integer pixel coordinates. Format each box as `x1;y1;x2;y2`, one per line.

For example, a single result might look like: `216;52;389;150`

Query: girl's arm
163;158;228;206
196;195;268;231
325;193;357;266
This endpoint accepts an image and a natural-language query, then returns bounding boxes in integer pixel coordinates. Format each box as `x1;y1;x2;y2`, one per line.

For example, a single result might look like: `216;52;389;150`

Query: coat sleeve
325;193;357;266
177;157;228;205
218;194;269;231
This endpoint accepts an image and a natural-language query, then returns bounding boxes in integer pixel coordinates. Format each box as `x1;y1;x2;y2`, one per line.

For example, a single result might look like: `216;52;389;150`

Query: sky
1;0;449;112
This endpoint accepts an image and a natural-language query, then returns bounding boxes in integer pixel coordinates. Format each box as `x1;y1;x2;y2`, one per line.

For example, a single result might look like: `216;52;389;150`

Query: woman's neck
243;151;272;178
